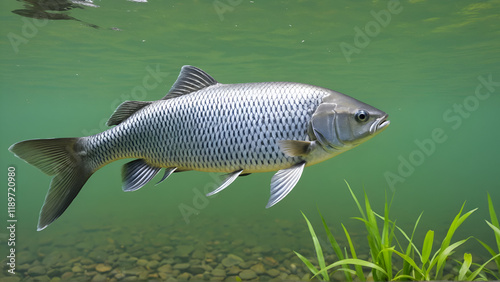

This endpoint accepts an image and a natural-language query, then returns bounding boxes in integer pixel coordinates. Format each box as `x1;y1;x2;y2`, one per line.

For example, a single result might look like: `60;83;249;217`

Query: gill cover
311;102;342;151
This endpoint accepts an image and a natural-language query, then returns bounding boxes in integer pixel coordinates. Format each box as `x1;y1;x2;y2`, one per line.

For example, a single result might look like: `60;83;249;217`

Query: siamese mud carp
9;65;390;230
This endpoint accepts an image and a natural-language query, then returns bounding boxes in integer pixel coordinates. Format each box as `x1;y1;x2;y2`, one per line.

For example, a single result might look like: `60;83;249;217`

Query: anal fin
206;169;243;197
122;159;161;192
266;162;306;208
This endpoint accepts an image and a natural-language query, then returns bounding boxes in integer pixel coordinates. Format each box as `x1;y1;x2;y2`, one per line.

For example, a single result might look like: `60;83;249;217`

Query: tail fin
9;138;93;231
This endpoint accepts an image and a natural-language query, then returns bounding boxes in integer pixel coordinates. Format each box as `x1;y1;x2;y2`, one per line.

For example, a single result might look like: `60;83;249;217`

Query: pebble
136;259;148;266
17;264;30;272
250;263;266;274
286;274;300;281
43;252;63;267
212;268;226;277
263;256;279;266
239;261;252;269
222;254;244;267
47;268;62;277
88;250;108;262
158;264;172;273
80;258;94;265
175;245;194;258
190;265;207;275
17;251;36;265
91;273;107;281
61;272;74;279
173;263;191;270
27;265;47;276
95;263;112;273
266;268;280;277
239;269;257;280
147;260;159;269
123;267;145;275
150;253;162;261
227;265;241;275
192;249;205;259
177;272;192;280
71;265;84;273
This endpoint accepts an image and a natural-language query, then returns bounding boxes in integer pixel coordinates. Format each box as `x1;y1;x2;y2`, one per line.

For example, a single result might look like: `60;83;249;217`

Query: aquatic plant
295;181;500;281
474;193;500;280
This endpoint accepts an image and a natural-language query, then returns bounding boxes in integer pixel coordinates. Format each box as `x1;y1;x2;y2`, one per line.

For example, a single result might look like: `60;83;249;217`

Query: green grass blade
295;251;320;276
389;248;425;280
466;253;500;281
399;213;422;278
301;211;329;281
314;258;388;279
486;220;500;245
458;253;472;280
393;274;418;280
435;237;471;280
487;193;500;252
440;203;465;250
442;204;477;251
342;224;365;281
380;194;393;280
364;191;381;245
431;204;476;280
319;210;353;282
476;237;500;277
421;230;434;265
345;180;366;220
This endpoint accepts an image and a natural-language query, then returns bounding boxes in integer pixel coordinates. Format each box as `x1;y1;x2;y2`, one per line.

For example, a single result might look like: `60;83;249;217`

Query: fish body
9;66;390;230
87;82;328;173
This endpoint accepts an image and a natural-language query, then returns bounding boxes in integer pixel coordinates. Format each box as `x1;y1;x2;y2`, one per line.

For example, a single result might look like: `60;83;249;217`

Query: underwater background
1;0;499;281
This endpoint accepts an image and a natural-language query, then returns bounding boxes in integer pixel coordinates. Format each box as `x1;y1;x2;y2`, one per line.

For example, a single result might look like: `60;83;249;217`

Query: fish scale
9;65;389;230
84;82;327;173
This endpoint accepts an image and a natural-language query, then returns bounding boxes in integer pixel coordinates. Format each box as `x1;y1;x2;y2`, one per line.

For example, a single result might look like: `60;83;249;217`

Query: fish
9;65;390;230
12;0;100;29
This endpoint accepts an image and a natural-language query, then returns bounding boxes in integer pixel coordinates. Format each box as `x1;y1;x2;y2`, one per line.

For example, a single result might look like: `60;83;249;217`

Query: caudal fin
9;138;93;231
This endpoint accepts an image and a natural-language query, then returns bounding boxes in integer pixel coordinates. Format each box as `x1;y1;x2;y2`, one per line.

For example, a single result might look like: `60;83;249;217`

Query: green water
1;0;499;280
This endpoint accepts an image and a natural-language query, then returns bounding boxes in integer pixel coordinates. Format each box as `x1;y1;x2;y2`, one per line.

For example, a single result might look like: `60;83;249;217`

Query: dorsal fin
107;100;152;126
162;65;218;100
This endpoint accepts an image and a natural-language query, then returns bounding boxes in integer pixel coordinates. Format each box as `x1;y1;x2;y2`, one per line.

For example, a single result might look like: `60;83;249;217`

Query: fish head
311;91;390;151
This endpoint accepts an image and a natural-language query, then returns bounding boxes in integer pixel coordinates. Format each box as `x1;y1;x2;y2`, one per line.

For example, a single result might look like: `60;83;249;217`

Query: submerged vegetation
295;181;500;281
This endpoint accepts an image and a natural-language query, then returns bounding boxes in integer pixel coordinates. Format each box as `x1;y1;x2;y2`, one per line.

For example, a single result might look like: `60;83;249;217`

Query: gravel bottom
0;217;337;281
2;216;496;281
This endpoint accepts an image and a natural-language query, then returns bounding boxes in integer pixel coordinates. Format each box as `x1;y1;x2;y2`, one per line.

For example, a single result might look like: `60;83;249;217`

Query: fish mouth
370;114;390;134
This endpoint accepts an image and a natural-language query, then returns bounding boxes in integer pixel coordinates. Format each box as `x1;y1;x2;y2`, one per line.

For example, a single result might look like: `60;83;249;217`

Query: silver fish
9;65;390;230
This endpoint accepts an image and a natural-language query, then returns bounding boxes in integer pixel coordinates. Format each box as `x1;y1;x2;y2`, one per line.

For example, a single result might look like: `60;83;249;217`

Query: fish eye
355;110;369;122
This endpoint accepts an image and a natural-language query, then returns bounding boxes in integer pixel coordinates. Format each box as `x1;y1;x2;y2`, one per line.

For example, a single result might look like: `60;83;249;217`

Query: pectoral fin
266;162;306;208
277;140;312;157
206;169;243;197
122;159;161;192
155;167;177;185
